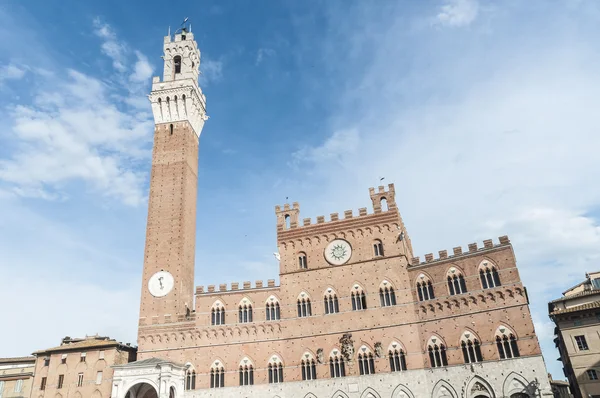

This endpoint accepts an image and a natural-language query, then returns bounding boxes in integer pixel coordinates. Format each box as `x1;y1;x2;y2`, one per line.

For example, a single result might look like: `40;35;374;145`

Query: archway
125;383;158;398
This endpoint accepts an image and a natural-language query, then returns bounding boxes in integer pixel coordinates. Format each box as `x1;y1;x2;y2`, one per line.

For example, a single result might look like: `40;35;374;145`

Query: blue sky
1;0;599;380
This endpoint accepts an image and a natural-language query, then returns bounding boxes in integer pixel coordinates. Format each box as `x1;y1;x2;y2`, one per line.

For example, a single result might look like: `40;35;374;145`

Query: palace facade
110;26;553;398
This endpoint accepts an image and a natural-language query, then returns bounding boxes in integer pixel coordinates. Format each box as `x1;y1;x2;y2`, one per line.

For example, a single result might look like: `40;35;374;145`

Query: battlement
195;279;278;296
275;184;399;234
409;236;511;267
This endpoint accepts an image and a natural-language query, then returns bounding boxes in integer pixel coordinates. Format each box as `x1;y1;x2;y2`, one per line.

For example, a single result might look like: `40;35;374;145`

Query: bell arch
466;375;495;398
124;381;159;398
391;384;415;398
432;379;458;398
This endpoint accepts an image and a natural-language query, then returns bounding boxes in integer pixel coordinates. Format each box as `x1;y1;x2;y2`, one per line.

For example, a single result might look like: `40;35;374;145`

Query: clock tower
138;26;207;328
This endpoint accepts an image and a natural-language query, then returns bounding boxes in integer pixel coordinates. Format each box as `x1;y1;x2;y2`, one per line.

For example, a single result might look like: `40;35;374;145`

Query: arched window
265;296;280;321
298;252;307;269
324;288;339;314
379;281;396;307
416;274;435;301
211;302;225;326
479;260;501;289
447;268;467;295
495;326;520;359
185;368;196;390
209;361;224;388
460;332;483;364
329;349;346;378
427;337;448;368
297;293;312;317
373;239;384;257
301;353;317;381
238;358;254;386
174;55;182;74
380;197;388;211
238;299;253;323
351;284;367;310
267;356;284;384
284;214;290;229
358;347;375;375
388;342;407;371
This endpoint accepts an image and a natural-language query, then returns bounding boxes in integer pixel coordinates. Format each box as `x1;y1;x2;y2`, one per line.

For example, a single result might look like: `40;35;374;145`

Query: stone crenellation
196;279;278;296
409;236;511;267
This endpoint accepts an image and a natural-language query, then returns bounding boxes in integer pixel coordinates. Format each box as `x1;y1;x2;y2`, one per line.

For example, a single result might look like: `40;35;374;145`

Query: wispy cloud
256;48;276;66
93;17;128;72
130;50;154;83
0;63;26;82
436;0;479;27
200;57;223;85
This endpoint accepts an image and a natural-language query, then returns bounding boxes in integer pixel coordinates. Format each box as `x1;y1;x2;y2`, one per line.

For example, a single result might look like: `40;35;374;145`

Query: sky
0;0;599;380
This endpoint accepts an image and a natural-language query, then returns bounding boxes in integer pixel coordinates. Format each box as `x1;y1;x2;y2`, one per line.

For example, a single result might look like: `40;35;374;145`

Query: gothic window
373;239;384;257
238;358;254;386
324;288;339;314
588;369;598;380
211;302;225;325
379;281;397;307
427;337;448;368
185;368;196;390
298;252;307;269
358;347;375;375
297;293;312;317
388;342;407;371
495;326;520;359
268;356;284;384
329;350;346;378
238;299;253;323
416;274;435;301
479;260;501;289
265;296;281;321
210;362;224;388
351;284;367;310
174;56;182;74
460;332;483;363
301;353;317;381
447;268;467;295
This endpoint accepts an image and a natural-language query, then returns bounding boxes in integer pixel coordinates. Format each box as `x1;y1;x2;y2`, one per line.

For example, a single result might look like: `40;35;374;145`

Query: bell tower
138;25;207;329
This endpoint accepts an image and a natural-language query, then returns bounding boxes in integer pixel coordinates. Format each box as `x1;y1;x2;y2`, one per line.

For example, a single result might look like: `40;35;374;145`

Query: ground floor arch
124;382;158;398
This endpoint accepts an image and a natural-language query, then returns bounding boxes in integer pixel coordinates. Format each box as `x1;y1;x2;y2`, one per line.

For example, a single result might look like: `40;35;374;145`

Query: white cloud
130;51;154;83
436;0;479;27
292;129;359;167
0;63;26;81
93;17;127;72
199;58;223;85
256;48;276;66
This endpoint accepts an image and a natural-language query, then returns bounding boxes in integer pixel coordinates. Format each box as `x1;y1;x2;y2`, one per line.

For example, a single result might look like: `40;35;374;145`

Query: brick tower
138;26;207;330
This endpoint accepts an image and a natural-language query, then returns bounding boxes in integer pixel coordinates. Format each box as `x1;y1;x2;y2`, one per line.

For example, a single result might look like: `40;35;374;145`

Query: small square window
96;371;103;385
575;335;589;351
77;373;84;387
99;350;105;360
588;369;598;380
43;358;50;366
57;374;64;389
40;377;47;391
14;379;23;392
61;354;67;364
80;353;86;363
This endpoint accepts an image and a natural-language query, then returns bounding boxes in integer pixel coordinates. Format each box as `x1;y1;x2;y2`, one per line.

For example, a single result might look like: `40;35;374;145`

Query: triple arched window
265;297;280;321
210;362;224;388
496;326;520;359
447;268;467;295
268;357;284;384
351;285;367;310
238;361;254;386
238;301;253;323
427;337;448;368
479;260;501;289
379;281;397;307
373;239;384;257
388;343;407;372
324;289;339;314
329;350;346;378
301;353;317;381
358;347;375;375
211;302;225;326
297;294;312;317
416;274;435;301
185;369;196;390
460;332;483;363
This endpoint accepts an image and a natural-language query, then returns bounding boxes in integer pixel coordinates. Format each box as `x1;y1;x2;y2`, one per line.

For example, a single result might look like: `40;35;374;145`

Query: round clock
148;271;174;297
324;239;352;265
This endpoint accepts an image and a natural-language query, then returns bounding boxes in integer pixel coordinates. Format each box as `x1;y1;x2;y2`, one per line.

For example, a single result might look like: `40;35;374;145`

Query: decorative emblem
450;267;456;274
374;342;383;358
316;348;324;364
324;239;352;265
339;333;355;363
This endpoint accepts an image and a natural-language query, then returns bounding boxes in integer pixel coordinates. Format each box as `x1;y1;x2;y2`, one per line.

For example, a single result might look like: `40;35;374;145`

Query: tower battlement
409;236;511;267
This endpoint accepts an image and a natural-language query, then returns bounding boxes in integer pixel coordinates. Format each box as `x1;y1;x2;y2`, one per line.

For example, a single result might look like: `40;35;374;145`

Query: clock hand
158;277;164;289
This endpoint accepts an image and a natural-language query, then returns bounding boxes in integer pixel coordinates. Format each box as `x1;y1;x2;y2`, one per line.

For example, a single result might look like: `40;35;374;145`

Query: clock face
148;271;174;297
324;239;352;265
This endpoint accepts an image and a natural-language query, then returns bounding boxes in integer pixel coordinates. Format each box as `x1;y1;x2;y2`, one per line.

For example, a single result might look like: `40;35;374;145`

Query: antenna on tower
175;17;190;34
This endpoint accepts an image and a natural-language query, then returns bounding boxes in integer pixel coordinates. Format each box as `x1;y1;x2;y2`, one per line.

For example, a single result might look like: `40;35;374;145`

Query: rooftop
0;356;35;364
33;335;136;355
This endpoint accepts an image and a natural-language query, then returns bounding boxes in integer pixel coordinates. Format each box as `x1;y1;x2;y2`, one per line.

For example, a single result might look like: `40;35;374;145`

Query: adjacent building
0;356;35;398
110;24;553;398
549;271;600;398
30;335;136;398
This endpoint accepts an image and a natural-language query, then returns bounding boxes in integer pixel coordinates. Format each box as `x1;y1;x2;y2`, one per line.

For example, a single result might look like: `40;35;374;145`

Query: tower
138;27;207;329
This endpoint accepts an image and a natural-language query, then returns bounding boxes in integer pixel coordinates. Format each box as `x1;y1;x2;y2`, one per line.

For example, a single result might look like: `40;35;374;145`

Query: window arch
388;342;407;372
284;214;290;229
427;336;448;368
185;367;196;390
238;358;254;386
324;287;339;314
209;360;224;388
267;356;284;384
460;331;483;363
357;346;375;375
351;284;367;310
265;296;280;321
329;349;346;378
238;298;253;323
298;252;307;269
211;301;225;326
495;326;520;359
174;55;182;74
479;260;501;289
416;274;435;301
379;280;397;307
447;267;467;295
373;239;384;257
301;352;317;381
297;292;312;317
380;197;388;211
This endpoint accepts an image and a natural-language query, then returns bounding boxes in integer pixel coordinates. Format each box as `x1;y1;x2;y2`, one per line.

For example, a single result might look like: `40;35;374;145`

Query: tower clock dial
148;271;174;297
324;239;352;265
